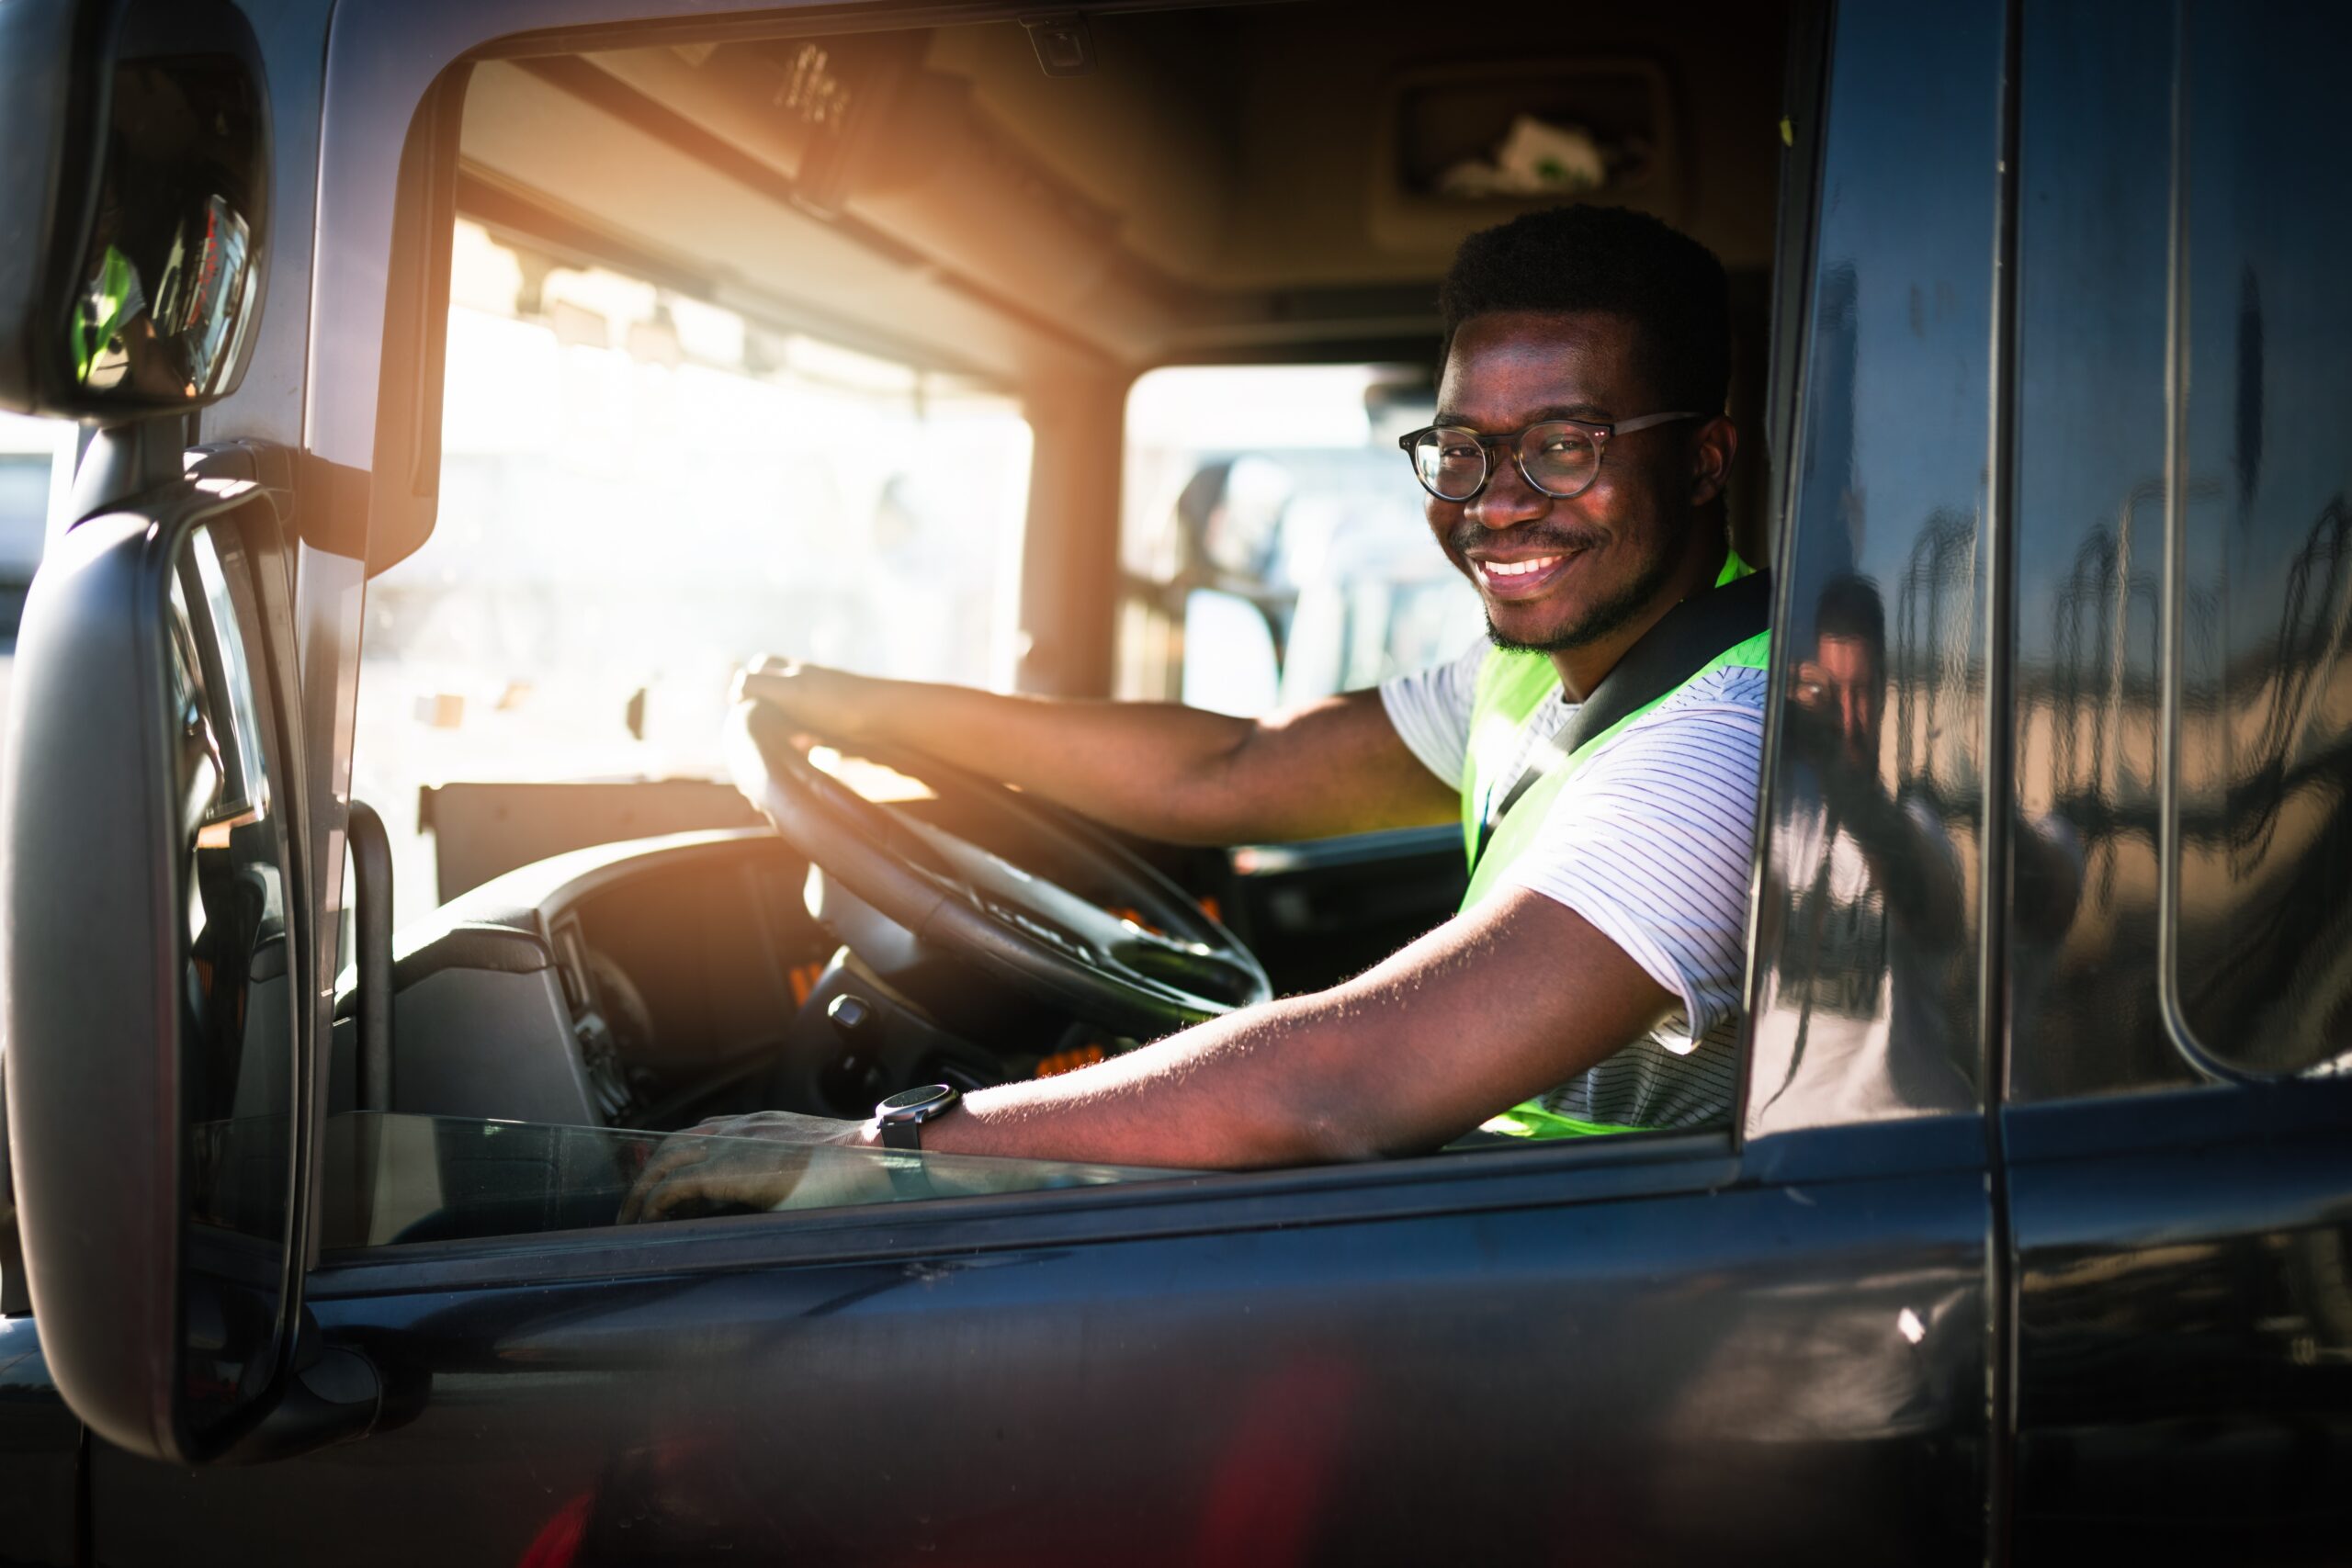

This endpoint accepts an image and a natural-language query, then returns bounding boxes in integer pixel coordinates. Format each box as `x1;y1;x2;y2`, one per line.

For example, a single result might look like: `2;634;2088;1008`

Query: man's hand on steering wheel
733;658;885;747
725;672;1271;1044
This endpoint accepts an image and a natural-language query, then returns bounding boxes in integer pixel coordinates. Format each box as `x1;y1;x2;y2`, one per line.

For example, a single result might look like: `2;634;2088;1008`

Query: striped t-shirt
1379;640;1767;1130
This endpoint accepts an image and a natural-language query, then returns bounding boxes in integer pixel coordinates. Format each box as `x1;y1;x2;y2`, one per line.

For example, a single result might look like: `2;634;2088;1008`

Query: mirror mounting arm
221;1319;414;1464
228;1345;379;1461
69;418;187;525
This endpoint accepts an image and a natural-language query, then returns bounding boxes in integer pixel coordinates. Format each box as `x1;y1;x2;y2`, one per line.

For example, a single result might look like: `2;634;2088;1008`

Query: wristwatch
875;1083;961;1151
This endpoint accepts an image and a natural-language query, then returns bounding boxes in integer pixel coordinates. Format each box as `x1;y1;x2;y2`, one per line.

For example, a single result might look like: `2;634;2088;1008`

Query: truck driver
625;204;1770;1217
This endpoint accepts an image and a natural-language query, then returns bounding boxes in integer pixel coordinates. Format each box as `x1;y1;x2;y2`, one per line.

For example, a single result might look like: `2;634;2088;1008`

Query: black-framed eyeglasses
1396;412;1700;503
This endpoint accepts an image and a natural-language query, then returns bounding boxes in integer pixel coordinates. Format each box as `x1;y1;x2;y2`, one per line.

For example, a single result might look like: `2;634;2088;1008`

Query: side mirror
0;0;270;422
0;483;307;1462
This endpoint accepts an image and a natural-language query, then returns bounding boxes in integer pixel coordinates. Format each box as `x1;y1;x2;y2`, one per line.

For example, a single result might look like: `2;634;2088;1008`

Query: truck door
72;2;2020;1563
2001;4;2352;1561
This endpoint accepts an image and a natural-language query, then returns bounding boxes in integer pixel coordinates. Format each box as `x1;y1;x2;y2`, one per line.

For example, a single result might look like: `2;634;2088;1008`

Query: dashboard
328;826;1122;1134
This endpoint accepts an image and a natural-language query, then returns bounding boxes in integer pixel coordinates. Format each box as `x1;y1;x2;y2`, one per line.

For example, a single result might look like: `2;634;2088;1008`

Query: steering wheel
725;700;1272;1044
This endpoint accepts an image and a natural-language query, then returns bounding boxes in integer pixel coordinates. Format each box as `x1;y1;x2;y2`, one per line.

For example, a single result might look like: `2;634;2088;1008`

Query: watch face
878;1084;956;1120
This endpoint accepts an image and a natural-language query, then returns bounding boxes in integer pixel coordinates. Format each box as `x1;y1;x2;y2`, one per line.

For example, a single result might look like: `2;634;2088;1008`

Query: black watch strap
875;1083;960;1152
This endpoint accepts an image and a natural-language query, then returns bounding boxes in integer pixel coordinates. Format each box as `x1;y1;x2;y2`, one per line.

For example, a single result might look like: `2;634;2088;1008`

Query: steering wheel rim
726;700;1271;1039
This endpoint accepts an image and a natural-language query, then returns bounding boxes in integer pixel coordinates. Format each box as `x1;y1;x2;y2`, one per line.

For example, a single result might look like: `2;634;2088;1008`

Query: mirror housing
1;481;307;1462
0;0;270;422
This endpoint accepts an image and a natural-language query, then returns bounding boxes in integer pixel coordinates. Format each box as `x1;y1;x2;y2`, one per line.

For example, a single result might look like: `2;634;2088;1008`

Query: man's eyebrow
1430;401;1615;429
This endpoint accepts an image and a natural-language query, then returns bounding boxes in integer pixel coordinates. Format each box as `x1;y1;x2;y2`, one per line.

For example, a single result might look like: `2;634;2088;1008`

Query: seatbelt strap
1472;569;1773;872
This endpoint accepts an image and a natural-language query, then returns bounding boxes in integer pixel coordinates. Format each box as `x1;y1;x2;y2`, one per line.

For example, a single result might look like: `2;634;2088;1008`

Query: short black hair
1814;573;1887;654
1438;205;1731;414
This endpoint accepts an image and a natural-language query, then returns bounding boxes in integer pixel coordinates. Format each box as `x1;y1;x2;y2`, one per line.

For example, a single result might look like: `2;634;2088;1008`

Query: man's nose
1466;449;1551;530
1838;686;1868;741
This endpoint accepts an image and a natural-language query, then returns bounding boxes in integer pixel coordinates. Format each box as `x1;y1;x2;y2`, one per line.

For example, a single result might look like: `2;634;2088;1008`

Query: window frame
295;0;1948;1297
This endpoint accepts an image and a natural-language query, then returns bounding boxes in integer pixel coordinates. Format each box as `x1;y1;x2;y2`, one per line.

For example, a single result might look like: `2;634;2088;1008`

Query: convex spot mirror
1;485;304;1462
0;0;269;419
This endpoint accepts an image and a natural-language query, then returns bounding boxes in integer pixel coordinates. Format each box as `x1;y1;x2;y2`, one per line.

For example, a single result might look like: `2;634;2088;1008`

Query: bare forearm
809;673;1452;845
919;993;1390;1169
911;893;1674;1171
855;678;1254;840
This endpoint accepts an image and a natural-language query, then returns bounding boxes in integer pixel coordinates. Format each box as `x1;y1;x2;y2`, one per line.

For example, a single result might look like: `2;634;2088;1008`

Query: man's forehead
1436;310;1650;423
1816;635;1883;673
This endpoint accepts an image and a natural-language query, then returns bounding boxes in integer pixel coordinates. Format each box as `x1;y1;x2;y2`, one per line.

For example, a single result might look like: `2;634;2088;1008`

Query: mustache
1446;520;1608;557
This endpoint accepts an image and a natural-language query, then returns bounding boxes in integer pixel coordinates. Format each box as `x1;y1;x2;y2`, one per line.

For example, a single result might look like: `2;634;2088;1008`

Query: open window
319;0;1851;1256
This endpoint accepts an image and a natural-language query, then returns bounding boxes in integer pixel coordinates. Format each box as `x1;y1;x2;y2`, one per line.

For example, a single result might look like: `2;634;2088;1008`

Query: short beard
1481;524;1688;654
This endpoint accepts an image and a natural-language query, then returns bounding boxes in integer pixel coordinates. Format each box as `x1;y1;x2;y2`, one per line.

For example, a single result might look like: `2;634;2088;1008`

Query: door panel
94;1141;1989;1567
2008;1087;2352;1562
2005;3;2352;1559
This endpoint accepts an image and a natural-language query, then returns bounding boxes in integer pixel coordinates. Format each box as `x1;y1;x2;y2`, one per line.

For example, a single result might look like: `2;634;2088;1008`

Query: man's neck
1547;535;1731;703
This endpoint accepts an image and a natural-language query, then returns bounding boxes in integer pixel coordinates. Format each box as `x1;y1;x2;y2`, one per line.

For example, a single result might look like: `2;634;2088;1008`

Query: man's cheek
1427;510;1474;578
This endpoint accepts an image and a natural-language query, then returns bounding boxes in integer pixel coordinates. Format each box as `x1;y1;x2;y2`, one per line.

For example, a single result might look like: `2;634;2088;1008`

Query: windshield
353;221;1033;925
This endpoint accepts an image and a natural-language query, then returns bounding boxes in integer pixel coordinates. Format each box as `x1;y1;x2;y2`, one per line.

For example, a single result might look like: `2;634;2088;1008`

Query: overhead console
1367;59;1682;254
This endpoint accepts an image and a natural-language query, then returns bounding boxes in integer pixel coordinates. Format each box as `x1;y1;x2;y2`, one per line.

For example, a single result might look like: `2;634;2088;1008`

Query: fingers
616;1135;715;1224
734;664;867;744
616;1114;865;1224
624;1142;812;1224
1790;660;1828;708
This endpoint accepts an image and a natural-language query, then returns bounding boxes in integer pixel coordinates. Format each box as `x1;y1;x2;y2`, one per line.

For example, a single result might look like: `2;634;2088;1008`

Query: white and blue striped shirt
1380;641;1768;1129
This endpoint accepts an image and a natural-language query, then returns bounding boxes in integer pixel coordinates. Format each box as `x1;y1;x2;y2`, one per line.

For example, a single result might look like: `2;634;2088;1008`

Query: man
1755;574;2078;1123
627;206;1770;1216
1759;575;1970;1122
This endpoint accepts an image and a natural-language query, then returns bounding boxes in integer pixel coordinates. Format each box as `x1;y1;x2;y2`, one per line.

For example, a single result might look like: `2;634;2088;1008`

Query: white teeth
1484;556;1561;579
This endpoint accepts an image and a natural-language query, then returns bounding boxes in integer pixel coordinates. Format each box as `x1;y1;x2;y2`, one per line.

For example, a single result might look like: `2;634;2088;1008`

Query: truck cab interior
329;0;1802;1171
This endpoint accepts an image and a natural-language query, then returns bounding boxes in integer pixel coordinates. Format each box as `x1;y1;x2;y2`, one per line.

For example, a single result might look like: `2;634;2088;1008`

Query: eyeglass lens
1410;423;1600;502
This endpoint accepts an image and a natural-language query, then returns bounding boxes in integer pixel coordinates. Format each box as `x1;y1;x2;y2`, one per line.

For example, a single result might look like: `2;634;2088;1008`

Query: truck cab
0;1;2347;1562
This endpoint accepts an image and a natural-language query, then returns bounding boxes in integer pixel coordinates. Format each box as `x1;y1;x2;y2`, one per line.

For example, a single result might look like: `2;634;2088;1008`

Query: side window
322;13;1813;1256
1114;366;1482;715
2008;0;2351;1099
2165;8;2351;1077
1744;0;2005;1134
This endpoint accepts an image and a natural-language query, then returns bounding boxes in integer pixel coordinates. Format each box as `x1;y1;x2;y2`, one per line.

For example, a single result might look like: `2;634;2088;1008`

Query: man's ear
1690;416;1736;506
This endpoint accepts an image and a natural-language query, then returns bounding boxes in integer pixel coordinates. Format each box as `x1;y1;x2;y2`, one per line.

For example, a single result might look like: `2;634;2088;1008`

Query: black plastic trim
332;923;552;1021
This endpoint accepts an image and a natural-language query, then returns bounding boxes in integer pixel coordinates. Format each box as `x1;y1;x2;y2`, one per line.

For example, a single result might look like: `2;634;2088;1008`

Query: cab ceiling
456;1;1789;384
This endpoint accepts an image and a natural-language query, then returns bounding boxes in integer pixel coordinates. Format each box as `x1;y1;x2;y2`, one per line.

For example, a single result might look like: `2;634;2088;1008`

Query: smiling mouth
1470;551;1579;598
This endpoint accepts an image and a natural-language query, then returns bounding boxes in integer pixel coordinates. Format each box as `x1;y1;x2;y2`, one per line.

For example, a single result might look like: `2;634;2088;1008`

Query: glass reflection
67;33;266;406
170;520;294;1434
1761;574;1974;1119
1747;0;2004;1133
2168;5;2352;1076
2009;0;2351;1097
2006;0;2179;1100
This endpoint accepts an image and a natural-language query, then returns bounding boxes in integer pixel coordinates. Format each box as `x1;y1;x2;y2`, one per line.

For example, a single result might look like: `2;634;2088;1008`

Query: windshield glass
354;221;1033;924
